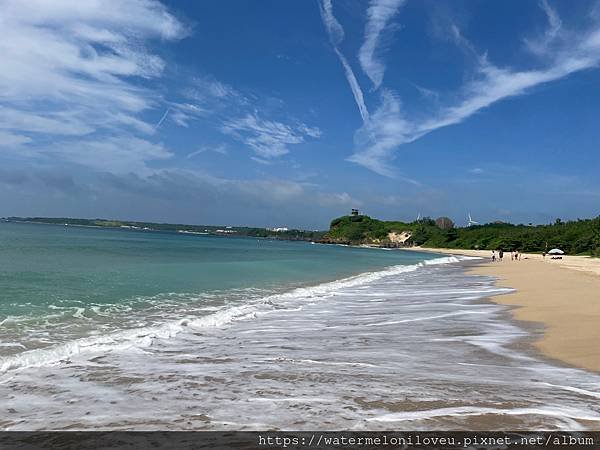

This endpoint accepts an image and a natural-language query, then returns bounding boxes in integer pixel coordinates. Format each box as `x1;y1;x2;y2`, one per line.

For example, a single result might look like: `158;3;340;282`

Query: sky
1;0;600;229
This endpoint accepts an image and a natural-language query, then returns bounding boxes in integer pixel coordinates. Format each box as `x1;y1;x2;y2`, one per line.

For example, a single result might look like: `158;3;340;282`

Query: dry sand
411;247;600;373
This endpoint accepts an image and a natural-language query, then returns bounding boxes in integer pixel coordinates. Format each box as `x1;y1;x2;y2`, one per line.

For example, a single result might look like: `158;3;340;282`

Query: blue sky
1;0;600;229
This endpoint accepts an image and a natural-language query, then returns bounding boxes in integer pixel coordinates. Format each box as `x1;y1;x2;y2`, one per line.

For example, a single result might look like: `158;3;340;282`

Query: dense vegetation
326;215;413;244
325;214;600;256
3;217;326;242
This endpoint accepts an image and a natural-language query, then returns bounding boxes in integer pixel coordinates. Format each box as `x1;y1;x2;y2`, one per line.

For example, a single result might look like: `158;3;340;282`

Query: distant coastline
4;213;600;257
1;216;326;242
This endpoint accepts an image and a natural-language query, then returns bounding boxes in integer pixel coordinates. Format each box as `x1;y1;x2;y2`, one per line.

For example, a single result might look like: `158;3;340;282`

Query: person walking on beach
492;250;496;262
511;251;514;261
515;250;519;261
499;249;504;261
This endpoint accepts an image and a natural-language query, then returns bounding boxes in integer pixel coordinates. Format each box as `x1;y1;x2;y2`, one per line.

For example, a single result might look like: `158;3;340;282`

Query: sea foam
0;256;465;374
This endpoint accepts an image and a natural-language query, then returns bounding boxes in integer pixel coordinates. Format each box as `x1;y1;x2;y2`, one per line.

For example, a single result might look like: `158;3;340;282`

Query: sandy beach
412;247;600;373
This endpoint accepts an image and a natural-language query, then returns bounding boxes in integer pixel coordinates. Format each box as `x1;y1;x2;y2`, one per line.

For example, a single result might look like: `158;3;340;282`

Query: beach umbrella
547;248;565;255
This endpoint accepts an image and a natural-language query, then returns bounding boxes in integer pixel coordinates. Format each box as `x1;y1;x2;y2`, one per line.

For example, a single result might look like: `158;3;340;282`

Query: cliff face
388;231;411;244
321;215;414;247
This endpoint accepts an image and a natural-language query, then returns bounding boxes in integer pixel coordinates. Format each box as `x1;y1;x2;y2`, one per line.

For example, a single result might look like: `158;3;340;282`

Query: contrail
319;0;369;123
335;48;370;123
154;108;170;130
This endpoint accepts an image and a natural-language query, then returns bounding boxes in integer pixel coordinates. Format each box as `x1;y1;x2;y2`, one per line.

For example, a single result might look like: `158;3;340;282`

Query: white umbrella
548;248;564;255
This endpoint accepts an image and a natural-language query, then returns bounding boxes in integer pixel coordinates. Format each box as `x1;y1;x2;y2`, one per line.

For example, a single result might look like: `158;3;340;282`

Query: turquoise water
0;221;436;356
3;222;600;430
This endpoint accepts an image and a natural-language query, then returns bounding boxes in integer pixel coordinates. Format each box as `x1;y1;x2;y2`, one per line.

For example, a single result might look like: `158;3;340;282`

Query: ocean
1;221;600;430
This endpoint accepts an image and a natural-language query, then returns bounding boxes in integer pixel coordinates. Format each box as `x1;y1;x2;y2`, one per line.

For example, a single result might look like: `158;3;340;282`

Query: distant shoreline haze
2;217;326;242
4;214;600;256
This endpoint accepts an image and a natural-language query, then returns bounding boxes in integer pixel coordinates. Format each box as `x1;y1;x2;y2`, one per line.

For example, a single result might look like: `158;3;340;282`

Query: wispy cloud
348;1;600;176
166;103;206;128
319;0;412;178
525;0;563;55
186;144;228;159
319;0;370;122
347;89;410;177
0;131;31;147
44;136;173;174
0;0;186;134
0;0;186;172
316;191;359;207
183;75;247;104
417;25;600;134
222;114;320;159
358;0;406;89
250;156;272;165
177;73;320;160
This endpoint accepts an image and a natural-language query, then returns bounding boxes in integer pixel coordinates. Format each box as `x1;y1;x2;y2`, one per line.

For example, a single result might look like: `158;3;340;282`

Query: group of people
491;249;522;262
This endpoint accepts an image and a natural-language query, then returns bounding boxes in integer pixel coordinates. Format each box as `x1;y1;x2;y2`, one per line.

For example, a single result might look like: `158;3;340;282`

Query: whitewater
2;254;600;430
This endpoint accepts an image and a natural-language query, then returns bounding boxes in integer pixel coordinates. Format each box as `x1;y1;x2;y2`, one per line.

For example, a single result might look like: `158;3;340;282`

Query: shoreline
406;247;600;373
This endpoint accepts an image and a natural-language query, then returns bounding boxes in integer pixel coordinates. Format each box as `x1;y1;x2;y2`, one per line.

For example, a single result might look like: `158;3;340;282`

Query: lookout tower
351;208;359;216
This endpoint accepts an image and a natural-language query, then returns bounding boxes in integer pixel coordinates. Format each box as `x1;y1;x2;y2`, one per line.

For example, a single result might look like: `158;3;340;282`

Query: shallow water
1;222;600;430
0;221;433;363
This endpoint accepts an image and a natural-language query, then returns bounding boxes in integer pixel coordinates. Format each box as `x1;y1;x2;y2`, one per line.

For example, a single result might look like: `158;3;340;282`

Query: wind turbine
467;213;479;226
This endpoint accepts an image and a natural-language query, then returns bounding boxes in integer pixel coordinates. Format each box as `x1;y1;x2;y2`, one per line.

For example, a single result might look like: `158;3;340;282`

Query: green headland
323;213;600;256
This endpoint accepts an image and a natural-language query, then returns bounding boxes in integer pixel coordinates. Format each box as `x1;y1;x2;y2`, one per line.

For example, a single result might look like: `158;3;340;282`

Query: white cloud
297;123;323;139
348;89;410;177
222;114;320;159
250;156;272;165
166;103;206;128
358;0;406;89
319;0;345;46
349;2;600;177
316;191;359;207
44;136;172;174
0;0;185;145
0;131;32;146
525;0;562;55
179;74;320;159
0;106;94;136
417;32;600;134
185;76;244;102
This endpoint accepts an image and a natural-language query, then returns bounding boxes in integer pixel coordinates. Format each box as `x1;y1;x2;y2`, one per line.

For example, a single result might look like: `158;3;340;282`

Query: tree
435;217;455;230
592;217;600;256
444;228;459;242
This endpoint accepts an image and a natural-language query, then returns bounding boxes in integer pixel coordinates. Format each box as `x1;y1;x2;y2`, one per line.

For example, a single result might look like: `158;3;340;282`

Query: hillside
324;214;600;256
323;215;415;247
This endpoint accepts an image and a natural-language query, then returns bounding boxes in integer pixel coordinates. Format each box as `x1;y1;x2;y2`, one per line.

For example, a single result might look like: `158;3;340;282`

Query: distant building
351;208;359;216
271;227;289;232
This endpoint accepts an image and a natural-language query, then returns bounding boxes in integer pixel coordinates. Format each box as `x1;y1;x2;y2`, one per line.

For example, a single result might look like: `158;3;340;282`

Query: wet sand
411;248;600;373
